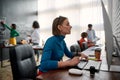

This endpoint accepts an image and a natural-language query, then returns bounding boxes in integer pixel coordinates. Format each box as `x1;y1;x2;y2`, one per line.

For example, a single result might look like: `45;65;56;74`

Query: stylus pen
76;49;79;56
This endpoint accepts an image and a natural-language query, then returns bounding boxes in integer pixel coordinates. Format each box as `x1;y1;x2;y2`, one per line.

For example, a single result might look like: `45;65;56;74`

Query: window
38;0;104;47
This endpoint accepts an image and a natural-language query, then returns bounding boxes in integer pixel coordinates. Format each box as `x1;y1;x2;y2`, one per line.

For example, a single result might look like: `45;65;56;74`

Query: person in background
79;32;95;50
86;24;99;44
0;21;19;45
38;16;88;75
31;21;40;62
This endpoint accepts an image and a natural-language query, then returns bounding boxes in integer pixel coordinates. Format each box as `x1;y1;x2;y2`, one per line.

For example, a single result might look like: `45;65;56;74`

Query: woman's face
58;19;72;35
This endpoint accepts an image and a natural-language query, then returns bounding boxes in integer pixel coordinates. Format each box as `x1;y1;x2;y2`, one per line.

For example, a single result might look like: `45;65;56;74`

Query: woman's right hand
58;56;80;68
68;56;80;67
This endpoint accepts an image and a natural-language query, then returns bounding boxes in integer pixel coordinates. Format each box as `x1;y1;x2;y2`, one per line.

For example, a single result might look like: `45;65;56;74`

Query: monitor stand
110;65;120;72
100;64;108;71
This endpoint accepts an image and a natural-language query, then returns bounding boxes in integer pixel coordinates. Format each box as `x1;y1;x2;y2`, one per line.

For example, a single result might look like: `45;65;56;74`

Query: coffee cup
95;48;101;60
89;66;96;77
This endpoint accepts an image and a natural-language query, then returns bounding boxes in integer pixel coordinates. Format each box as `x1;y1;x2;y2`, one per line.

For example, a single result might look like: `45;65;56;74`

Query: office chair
70;44;81;56
9;44;40;80
77;40;88;51
77;40;80;46
81;42;88;51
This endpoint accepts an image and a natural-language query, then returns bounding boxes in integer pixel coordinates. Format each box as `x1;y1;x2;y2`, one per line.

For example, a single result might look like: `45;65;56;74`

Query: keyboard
84;60;102;71
77;61;88;69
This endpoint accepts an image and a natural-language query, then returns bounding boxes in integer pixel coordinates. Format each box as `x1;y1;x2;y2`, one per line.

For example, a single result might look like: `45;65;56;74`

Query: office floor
0;60;12;80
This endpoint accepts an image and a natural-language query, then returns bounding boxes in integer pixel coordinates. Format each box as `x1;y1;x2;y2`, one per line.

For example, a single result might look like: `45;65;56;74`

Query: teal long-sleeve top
39;35;74;72
3;24;19;38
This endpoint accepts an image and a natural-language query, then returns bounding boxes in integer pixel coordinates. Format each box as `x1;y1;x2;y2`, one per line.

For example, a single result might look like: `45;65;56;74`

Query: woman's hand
58;54;88;68
78;52;88;60
68;56;80;66
58;56;80;68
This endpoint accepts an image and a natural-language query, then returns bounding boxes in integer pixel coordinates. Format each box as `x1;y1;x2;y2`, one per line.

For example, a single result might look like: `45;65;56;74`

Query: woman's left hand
78;52;88;60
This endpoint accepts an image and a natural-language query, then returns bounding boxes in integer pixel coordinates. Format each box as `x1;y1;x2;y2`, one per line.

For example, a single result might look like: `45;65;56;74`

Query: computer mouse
68;68;83;76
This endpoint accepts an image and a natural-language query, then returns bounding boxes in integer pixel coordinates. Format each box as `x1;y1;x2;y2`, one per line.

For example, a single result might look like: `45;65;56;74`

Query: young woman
38;16;88;74
31;21;40;62
1;21;19;45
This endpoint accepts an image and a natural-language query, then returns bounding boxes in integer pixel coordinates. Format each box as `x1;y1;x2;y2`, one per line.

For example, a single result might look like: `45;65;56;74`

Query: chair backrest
9;44;37;80
82;42;88;51
70;44;81;53
77;40;80;47
77;40;88;51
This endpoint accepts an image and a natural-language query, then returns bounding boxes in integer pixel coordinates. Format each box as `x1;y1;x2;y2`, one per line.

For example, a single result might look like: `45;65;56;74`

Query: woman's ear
58;25;62;31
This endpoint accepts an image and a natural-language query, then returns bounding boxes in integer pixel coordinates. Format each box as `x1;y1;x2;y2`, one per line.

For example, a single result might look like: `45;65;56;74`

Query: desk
41;45;120;80
41;68;120;80
32;45;43;50
0;45;14;67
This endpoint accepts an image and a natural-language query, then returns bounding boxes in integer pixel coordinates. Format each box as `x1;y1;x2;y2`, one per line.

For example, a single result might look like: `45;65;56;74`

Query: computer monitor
101;0;114;71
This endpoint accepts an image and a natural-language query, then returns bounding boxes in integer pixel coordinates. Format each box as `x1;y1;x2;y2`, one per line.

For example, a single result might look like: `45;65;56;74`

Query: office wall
1;0;38;39
0;0;38;60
